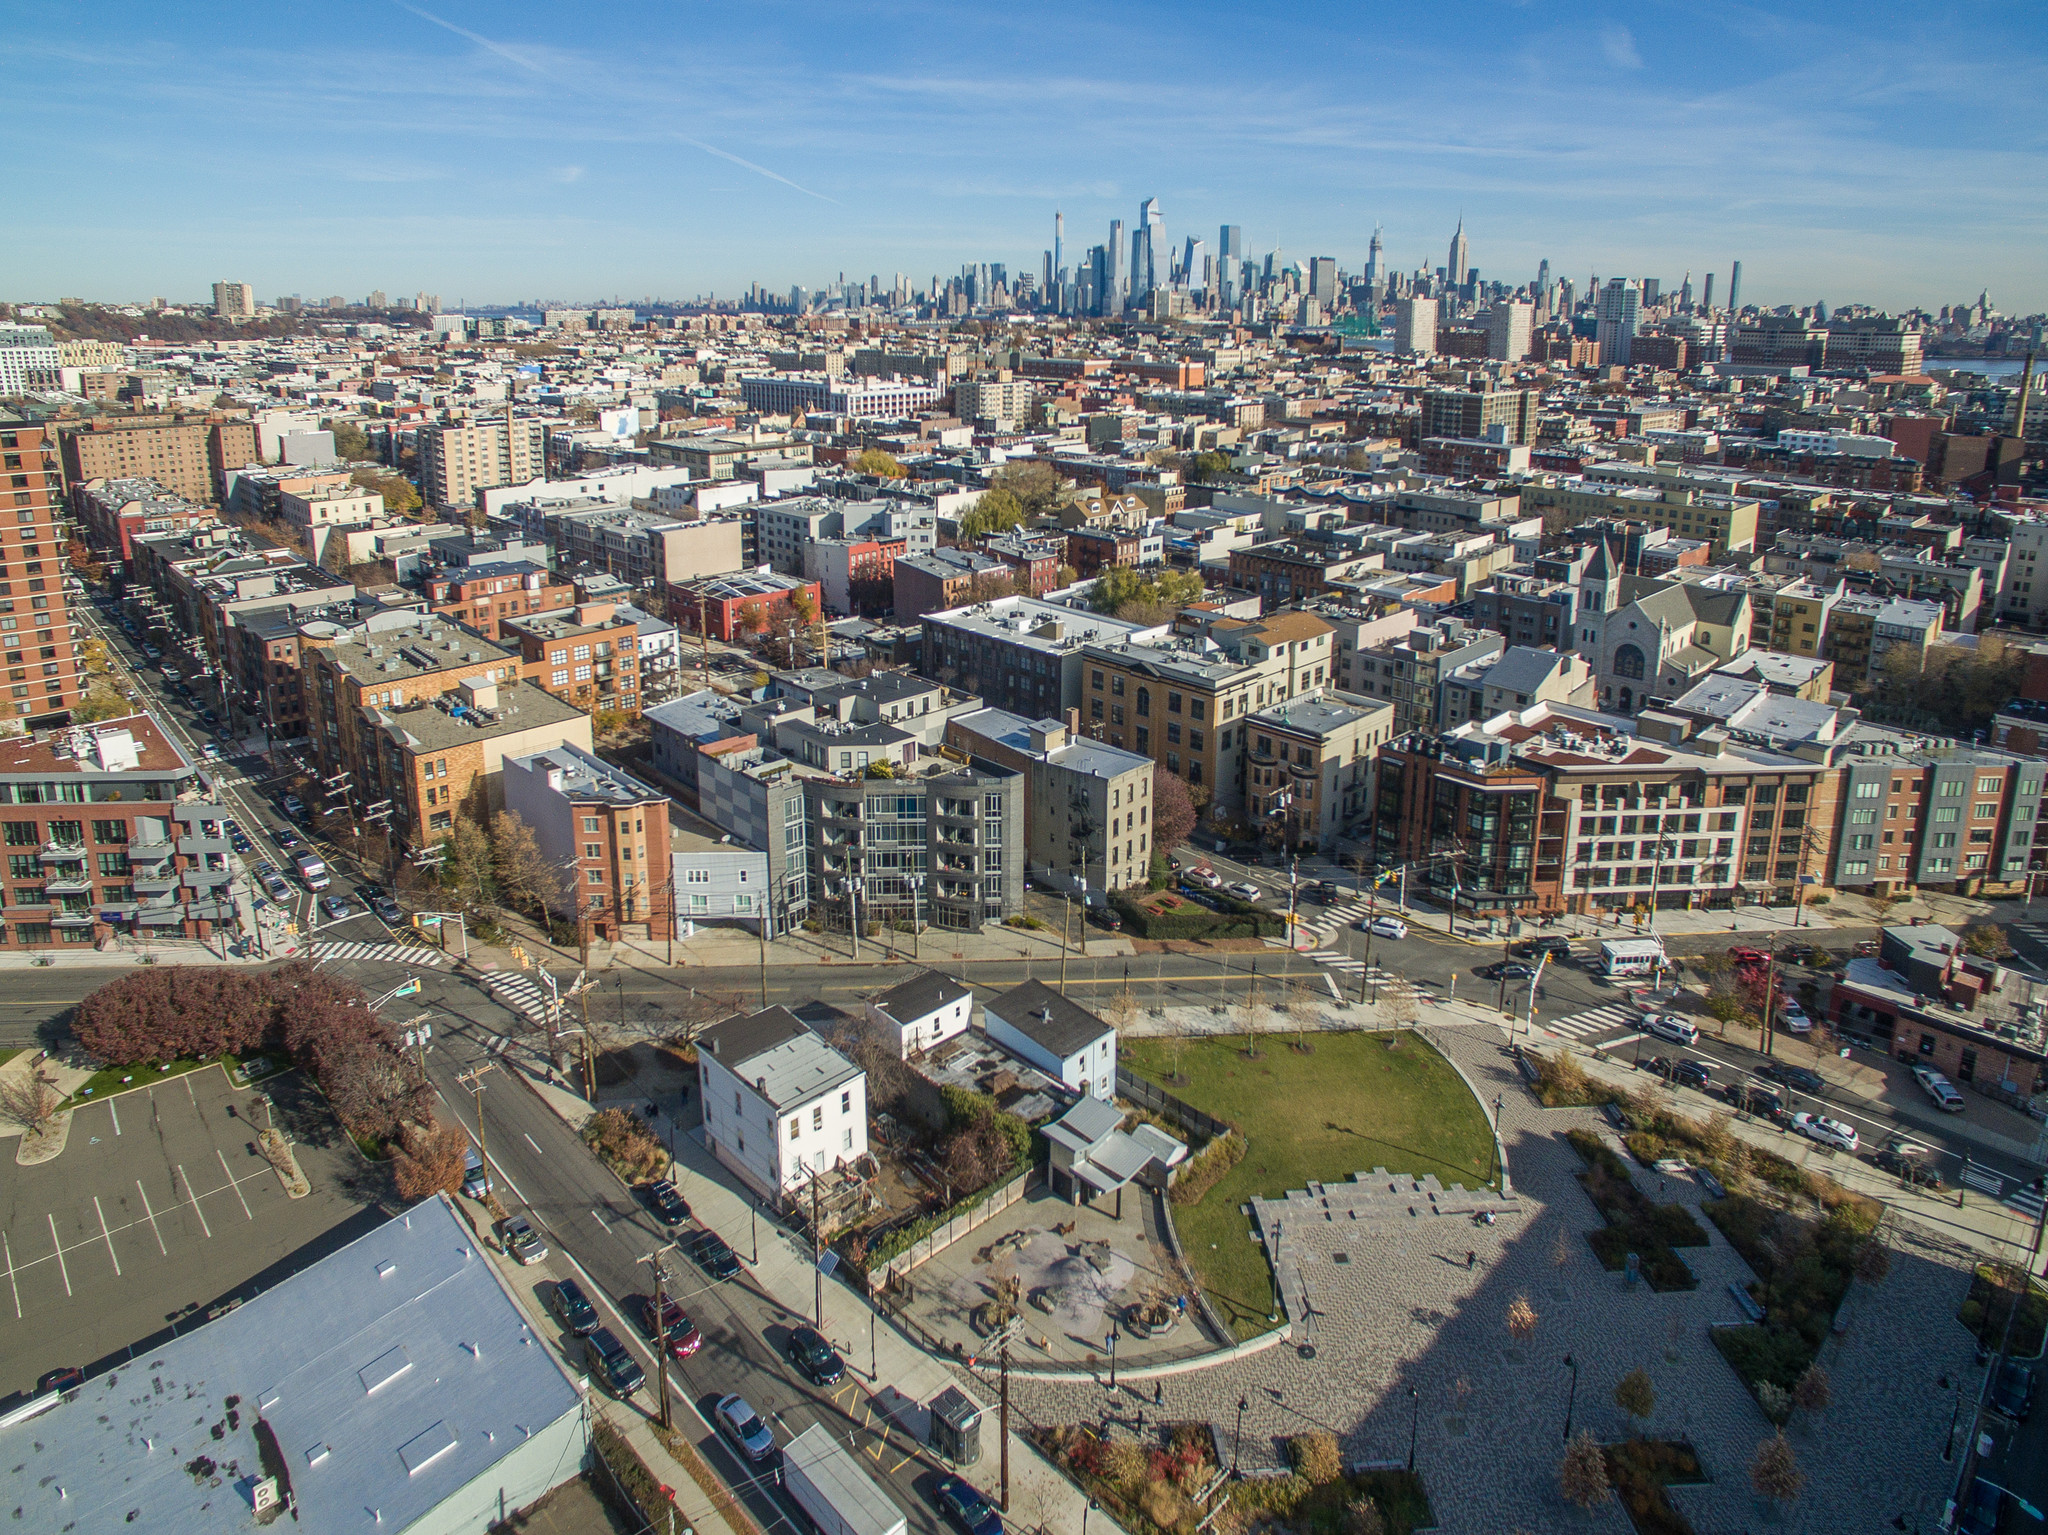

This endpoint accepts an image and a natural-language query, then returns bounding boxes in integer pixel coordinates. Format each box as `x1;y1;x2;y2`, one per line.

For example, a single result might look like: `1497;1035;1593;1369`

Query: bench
1727;1282;1766;1324
1695;1169;1728;1200
1516;1052;1541;1085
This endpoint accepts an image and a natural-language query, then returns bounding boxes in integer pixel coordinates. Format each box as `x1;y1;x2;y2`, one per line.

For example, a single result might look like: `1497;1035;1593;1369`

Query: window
841;1090;851;1113
573;645;592;662
91;819;127;845
686;868;710;884
574;666;592;682
1938;779;1962;796
1972;802;1998;820
789;1117;801;1142
1978;776;2003;794
1853;781;1880;799
587;868;604;884
583;816;601;832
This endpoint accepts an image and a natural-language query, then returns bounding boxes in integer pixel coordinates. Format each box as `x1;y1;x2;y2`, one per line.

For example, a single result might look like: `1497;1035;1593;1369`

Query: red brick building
669;571;821;644
0;416;86;724
425;561;576;640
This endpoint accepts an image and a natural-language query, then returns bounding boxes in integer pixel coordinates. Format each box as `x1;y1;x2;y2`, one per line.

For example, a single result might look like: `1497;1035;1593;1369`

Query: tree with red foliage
1153;766;1197;860
75;969;274;1064
392;1118;470;1202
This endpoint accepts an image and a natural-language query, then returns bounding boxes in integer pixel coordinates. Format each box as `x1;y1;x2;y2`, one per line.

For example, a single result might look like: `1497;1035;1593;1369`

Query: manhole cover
1334;1252;1351;1265
1298;1345;1317;1360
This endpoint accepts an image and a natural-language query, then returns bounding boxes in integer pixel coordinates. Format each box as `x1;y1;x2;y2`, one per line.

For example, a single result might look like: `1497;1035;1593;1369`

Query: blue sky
7;1;2045;312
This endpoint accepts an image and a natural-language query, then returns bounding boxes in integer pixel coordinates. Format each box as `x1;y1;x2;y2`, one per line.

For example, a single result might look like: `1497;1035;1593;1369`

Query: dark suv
691;1229;741;1280
584;1328;645;1398
1760;1063;1826;1095
1516;935;1575;959
550;1278;598;1336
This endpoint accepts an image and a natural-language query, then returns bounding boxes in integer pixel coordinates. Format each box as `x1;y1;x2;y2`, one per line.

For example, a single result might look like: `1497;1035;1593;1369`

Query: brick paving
998;1024;1987;1533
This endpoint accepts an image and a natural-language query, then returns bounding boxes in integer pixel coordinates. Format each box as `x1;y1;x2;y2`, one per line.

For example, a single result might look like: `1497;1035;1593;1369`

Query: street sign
394;978;421;998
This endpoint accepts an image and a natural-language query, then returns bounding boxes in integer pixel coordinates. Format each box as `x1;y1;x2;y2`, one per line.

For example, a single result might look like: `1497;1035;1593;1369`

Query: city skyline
4;0;2045;310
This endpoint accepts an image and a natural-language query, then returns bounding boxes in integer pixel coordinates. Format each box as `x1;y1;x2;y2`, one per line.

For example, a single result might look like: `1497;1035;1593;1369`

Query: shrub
1560;1429;1610;1509
392;1118;469;1202
583;1108;668;1182
1112;890;1282;941
1531;1049;1620;1108
1749;1430;1802;1504
1169;1129;1246;1207
1344;1495;1387;1535
1288;1431;1343;1485
1614;1367;1656;1428
1096;1437;1147;1487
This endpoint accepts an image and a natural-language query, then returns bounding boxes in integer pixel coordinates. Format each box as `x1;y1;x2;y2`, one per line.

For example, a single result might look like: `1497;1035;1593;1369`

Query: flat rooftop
331;619;517;685
0;1196;582;1535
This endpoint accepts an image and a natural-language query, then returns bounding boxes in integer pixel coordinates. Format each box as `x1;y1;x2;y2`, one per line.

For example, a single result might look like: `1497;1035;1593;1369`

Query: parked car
260;870;291;902
1957;1476;2005;1535
1760;1062;1827;1094
1085;905;1122;932
550;1278;598;1336
1791;1112;1858;1152
200;741;221;761
1724;1082;1785;1118
370;892;403;924
321;895;352;921
1642;1013;1700;1046
935;1476;1005;1535
281;794;305;819
229;831;253;853
35;1367;84;1396
640;1296;702;1360
498;1216;547;1265
1225;881;1261;902
1189;868;1223;890
274;828;302;850
784;1325;844;1387
1776;1001;1811;1034
1365;915;1408;940
1871;1142;1942;1189
461;1143;491;1200
714;1394;777;1465
1993;1361;2037;1421
691;1229;741;1280
643;1178;690;1226
584;1328;645;1398
1671;1059;1712;1091
1913;1065;1967;1113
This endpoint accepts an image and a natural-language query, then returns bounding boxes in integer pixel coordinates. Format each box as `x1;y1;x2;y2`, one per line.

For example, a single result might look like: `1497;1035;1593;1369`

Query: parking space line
47;1214;70;1297
108;1100;121;1136
523;1133;543;1155
136;1181;167;1256
1;1232;16;1319
177;1164;212;1238
92;1196;121;1276
217;1150;254;1220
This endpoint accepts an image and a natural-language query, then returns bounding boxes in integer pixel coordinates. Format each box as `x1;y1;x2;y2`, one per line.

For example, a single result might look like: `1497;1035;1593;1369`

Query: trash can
927;1386;982;1466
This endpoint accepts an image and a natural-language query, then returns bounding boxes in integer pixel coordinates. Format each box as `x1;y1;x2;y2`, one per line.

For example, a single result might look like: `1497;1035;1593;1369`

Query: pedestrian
1154;1381;1164;1407
1466;1249;1477;1269
1658;1178;1667;1196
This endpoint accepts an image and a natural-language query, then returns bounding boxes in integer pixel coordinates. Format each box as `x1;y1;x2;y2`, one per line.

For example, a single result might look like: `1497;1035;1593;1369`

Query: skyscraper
1447;219;1469;297
1702;272;1716;313
1107;219;1125;314
1135;197;1164;299
1308;257;1337;301
1595;279;1640;366
212;281;256;320
1727;261;1742;314
1366;227;1384;292
1487;301;1532;362
1053;210;1064;285
1536;258;1551;298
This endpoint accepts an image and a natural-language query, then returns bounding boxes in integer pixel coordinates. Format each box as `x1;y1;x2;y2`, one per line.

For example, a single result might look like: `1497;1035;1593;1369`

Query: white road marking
93;1196;121;1276
218;1149;255;1220
47;1214;70;1297
524;1132;543;1155
1;1231;17;1319
136;1181;168;1256
108;1100;120;1136
177;1163;212;1238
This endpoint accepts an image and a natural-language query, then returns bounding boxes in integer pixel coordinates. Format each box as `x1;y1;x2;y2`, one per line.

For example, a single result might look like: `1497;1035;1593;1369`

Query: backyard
1122;1029;1495;1338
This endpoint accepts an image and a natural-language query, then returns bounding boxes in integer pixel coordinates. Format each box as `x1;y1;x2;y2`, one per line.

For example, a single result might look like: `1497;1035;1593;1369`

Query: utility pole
696;594;710;686
1760;942;1780;1058
999;1345;1011;1513
579;981;595;1100
457;1062;494;1187
638;1246;679;1430
809;1163;825;1330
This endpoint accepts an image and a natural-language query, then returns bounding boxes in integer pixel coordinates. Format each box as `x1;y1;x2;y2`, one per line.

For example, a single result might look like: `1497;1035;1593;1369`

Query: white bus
1595;937;1666;979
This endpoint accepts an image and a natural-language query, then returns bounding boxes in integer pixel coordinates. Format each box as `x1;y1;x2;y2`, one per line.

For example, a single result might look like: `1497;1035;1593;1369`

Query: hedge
1113;891;1283;941
1170;1129;1246;1207
859;1168;1024;1272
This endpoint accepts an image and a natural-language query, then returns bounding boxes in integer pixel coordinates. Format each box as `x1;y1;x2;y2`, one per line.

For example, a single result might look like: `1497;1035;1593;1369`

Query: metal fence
1116;1068;1234;1142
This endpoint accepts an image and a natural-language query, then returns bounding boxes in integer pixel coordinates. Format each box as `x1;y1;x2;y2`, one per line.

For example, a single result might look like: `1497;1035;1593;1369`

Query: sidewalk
504;1051;1102;1535
1459;990;2047;1276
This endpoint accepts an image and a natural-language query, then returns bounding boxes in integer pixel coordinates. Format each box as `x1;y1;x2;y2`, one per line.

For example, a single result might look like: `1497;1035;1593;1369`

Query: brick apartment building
58;412;257;507
505;602;646;717
502;742;674;945
0;715;235;950
424;561;575;640
70;477;217;564
669;571;822;645
0;414;87;724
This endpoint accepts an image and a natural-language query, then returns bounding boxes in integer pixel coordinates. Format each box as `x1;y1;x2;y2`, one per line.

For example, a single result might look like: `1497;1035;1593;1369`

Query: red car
639;1296;702;1360
1728;947;1770;969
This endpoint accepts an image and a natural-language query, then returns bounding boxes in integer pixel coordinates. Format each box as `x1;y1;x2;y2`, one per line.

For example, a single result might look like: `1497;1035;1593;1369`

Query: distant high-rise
1536;258;1551;297
1054;210;1064;285
1641;278;1660;308
212;281;256;320
1448;219;1469;296
1487;301;1533;362
1135;196;1164;298
1107;219;1126;314
1218;224;1241;262
1365;227;1383;292
1678;272;1693;312
1595;279;1640;365
1394;297;1438;356
1727;261;1743;314
1308;257;1337;302
1702;272;1716;312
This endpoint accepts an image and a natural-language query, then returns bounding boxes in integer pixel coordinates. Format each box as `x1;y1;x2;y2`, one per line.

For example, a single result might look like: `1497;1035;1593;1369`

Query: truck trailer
779;1423;907;1535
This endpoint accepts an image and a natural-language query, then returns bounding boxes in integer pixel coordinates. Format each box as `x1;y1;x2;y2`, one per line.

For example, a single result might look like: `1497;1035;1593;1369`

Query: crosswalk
1303;948;1432;997
478;968;556;1024
2009;919;2048;951
2011;1187;2045;1222
307;941;449;968
1537;1002;1642;1042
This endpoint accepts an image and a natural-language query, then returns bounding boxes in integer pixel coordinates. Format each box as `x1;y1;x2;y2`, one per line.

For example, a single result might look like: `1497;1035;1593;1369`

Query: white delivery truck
780;1423;907;1535
1595;937;1666;979
293;851;330;891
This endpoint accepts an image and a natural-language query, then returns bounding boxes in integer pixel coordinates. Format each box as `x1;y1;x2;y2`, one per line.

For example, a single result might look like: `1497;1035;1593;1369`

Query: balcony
50;911;96;927
128;835;174;858
39;842;86;862
183;866;231;889
44;873;93;895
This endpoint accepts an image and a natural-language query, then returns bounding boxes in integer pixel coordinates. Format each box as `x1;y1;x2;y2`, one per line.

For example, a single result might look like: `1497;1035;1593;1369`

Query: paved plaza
996;1023;1990;1534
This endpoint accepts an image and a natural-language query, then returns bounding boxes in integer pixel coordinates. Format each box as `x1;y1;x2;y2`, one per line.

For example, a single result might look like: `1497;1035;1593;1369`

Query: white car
1189;869;1223;890
1792;1112;1858;1152
1225;881;1261;902
1365;915;1409;940
1641;1013;1699;1046
1777;1001;1811;1034
1913;1066;1967;1113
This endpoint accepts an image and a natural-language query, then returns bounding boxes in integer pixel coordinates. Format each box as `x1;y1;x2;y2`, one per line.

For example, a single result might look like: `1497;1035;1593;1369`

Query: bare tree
0;1069;60;1135
1104;983;1139;1037
492;810;566;919
1236;979;1265;1058
1162;1008;1190;1084
1558;1430;1609;1509
1283;977;1319;1051
1749;1431;1802;1506
1378;982;1419;1033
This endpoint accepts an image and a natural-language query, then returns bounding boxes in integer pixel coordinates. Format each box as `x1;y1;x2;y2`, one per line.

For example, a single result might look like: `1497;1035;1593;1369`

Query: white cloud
551;165;585;184
1600;26;1644;70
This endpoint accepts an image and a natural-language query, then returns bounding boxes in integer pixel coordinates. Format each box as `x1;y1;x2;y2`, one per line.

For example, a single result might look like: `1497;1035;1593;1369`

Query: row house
70;477;216;565
423;560;576;640
505;602;646;718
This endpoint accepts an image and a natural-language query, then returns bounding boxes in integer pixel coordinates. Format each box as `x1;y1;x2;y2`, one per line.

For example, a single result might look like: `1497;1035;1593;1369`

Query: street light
1405;1385;1420;1472
1231;1396;1247;1479
1562;1354;1580;1442
1105;1330;1117;1393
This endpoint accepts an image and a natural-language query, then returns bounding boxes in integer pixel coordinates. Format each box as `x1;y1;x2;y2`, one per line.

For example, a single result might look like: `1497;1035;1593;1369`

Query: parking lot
0;1065;391;1396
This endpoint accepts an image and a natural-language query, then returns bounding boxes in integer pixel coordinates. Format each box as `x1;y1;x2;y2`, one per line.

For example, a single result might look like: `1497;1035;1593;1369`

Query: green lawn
1123;1030;1495;1339
63;1057;217;1106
